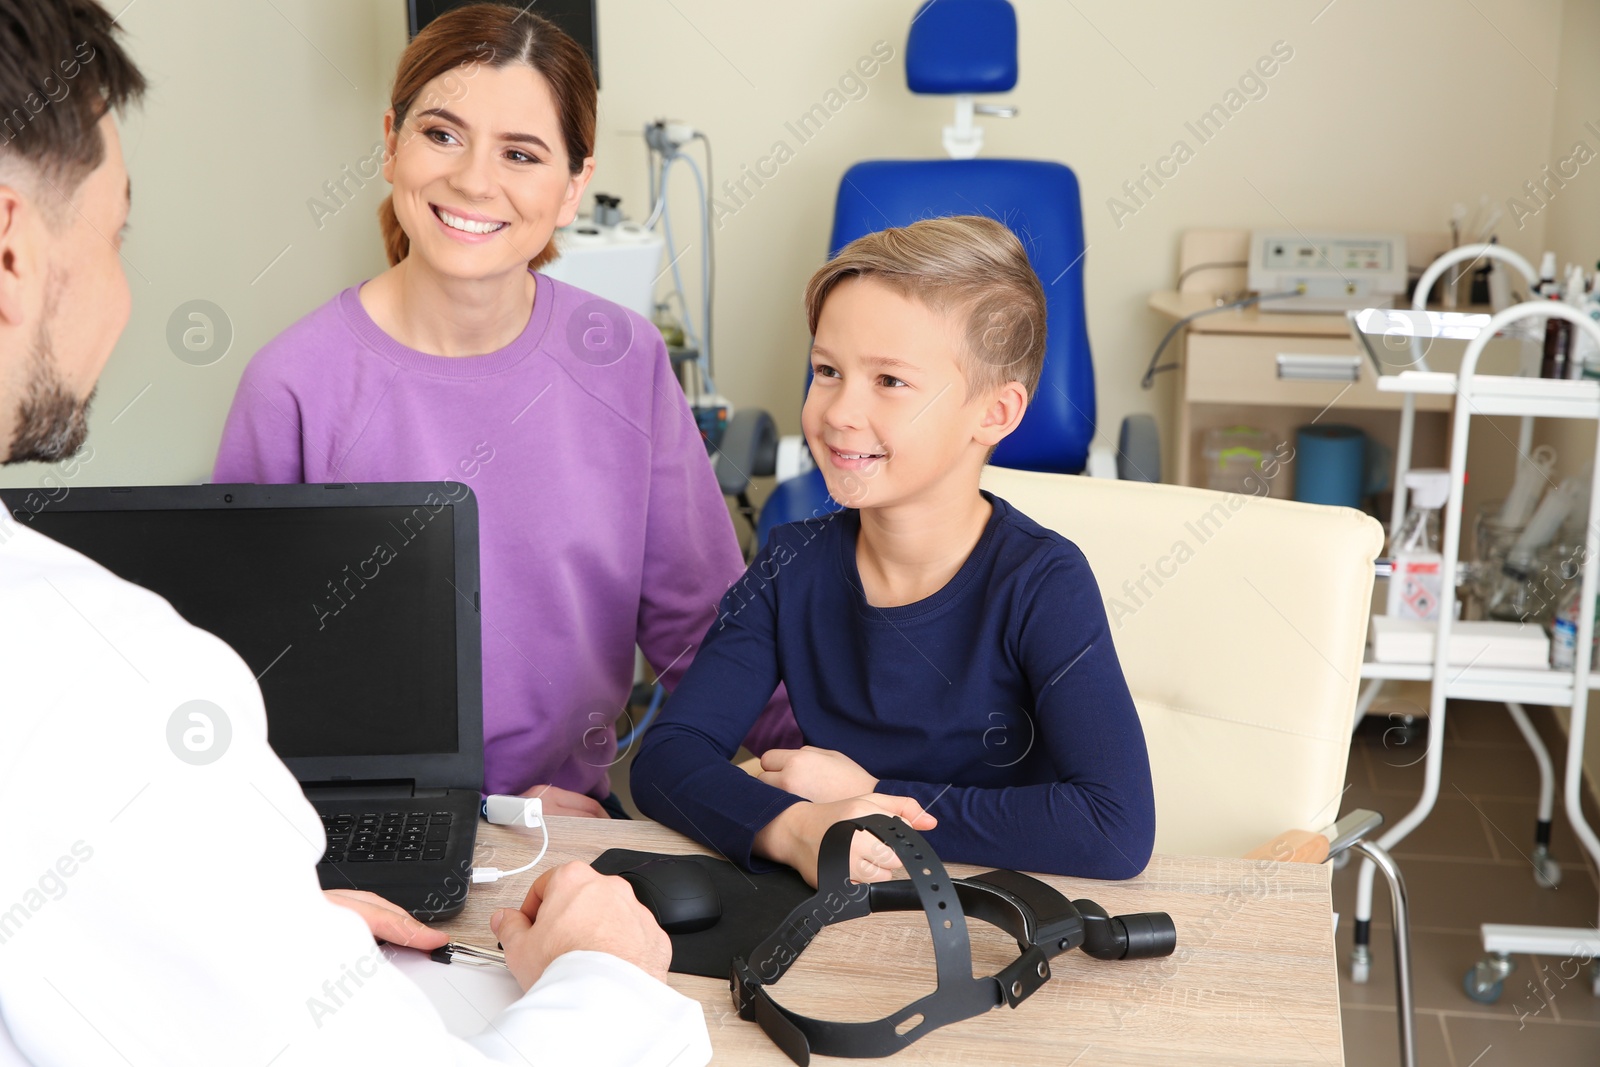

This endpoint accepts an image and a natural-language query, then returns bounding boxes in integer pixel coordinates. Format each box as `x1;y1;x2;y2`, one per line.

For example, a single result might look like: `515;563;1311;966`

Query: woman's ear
0;185;33;328
381;109;400;184
555;156;596;229
974;380;1029;447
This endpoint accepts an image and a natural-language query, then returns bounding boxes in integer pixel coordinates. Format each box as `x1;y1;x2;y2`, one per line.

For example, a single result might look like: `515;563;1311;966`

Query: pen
430;941;508;968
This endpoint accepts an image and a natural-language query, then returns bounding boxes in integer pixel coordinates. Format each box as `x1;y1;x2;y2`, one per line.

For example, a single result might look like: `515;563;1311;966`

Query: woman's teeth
435;207;506;234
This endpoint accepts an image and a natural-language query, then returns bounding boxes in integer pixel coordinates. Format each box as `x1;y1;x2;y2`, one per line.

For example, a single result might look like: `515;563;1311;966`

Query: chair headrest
906;0;1018;95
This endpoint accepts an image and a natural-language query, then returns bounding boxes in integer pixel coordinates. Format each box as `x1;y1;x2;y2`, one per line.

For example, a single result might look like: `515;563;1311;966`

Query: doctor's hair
803;215;1047;400
378;2;596;271
0;0;145;225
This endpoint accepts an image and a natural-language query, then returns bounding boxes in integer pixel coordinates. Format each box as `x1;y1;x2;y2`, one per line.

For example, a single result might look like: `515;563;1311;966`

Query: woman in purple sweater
213;4;792;815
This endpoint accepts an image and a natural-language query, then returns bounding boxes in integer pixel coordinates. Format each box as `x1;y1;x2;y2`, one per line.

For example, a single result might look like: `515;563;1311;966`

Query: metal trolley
1346;245;1600;1008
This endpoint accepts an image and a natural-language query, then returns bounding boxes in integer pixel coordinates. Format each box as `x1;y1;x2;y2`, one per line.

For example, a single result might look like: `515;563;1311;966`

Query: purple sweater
213;274;795;798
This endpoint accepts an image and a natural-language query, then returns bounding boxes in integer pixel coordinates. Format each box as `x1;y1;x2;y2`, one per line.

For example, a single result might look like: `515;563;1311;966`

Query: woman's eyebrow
415;107;551;152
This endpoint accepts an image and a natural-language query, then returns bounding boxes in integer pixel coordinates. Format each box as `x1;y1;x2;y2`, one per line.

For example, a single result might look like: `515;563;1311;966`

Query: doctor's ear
0;184;37;327
974;380;1028;448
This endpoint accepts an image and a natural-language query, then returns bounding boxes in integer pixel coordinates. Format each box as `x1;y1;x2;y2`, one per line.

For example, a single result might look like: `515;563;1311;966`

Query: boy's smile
822;444;887;470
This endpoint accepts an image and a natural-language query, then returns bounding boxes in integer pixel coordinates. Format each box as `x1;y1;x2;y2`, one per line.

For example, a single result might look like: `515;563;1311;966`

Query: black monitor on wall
407;1;599;87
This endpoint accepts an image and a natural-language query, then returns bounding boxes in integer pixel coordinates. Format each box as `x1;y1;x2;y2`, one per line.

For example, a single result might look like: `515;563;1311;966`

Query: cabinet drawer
1185;333;1450;411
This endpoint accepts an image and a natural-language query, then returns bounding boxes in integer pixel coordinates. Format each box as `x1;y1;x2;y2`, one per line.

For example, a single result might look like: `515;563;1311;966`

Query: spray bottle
1387;469;1451;621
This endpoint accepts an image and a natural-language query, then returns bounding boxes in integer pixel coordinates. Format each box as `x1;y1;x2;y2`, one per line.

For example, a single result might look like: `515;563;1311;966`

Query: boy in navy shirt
632;216;1155;886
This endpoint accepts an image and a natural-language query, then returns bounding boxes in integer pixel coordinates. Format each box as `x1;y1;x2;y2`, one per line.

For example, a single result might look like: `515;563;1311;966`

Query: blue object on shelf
1294;425;1367;508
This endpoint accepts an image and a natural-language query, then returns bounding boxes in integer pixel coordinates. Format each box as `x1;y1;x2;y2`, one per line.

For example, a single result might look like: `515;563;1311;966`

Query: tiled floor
1337;700;1600;1066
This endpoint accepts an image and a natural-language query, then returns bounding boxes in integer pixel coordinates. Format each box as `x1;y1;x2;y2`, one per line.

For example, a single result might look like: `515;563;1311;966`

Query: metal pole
1353;838;1414;1067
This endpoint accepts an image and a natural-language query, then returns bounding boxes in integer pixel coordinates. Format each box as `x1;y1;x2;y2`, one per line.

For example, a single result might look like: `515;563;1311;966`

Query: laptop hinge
302;779;417;800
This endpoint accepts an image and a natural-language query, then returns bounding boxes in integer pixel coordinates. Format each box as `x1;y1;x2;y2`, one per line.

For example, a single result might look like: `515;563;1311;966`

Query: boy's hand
753;746;878;803
752;794;937;888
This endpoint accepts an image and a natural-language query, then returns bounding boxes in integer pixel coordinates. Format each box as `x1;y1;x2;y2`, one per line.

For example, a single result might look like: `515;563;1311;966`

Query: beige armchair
978;466;1414;1067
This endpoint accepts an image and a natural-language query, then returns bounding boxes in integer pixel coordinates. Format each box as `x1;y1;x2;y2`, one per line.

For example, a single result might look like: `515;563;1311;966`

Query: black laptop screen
27;505;459;760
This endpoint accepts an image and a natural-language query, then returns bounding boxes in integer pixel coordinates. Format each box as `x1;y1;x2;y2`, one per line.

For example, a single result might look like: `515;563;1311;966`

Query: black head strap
729;814;1067;1065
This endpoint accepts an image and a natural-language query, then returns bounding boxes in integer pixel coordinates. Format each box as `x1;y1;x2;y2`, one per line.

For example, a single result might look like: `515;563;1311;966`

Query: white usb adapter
473;796;547;884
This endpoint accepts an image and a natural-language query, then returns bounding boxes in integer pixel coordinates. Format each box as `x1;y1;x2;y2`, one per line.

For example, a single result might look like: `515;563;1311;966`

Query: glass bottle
1551;578;1599;670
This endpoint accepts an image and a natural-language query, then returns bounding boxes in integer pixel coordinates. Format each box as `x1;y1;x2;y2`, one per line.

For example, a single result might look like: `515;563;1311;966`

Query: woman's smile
430;202;508;240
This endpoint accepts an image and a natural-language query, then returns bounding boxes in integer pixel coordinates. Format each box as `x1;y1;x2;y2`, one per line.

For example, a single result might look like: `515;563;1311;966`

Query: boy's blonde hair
803;215;1047;400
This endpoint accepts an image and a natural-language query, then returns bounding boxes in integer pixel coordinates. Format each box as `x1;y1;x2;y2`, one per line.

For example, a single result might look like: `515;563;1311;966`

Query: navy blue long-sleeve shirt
630;492;1156;879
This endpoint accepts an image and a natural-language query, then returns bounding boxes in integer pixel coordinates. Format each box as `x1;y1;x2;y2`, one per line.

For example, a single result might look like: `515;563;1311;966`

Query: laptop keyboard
320;809;455;864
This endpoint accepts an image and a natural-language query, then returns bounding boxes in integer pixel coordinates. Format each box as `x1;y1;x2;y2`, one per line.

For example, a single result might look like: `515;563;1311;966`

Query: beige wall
4;0;1597;806
3;0;1573;495
585;0;1561;470
591;0;1567;475
0;0;407;491
0;0;1592;834
1532;0;1600;807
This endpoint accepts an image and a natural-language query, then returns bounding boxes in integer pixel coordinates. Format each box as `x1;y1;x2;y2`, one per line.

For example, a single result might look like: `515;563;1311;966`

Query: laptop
3;482;485;921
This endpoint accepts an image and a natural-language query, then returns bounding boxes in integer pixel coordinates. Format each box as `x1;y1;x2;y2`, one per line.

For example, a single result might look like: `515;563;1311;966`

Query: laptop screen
18;496;463;762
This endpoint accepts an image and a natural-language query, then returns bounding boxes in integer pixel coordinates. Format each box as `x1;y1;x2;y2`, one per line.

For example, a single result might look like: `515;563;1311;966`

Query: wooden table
438;818;1345;1066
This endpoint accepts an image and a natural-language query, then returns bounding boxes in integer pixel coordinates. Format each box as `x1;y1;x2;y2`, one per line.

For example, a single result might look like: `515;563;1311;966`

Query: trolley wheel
1531;846;1563;889
1463;954;1515;1005
1350;947;1371;985
1462;967;1504;1004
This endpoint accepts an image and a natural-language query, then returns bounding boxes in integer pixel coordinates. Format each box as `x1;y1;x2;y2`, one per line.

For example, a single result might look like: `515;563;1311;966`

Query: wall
0;0;407;491
1531;0;1600;808
590;0;1566;479
0;0;1590;824
1;0;1570;493
5;0;1595;809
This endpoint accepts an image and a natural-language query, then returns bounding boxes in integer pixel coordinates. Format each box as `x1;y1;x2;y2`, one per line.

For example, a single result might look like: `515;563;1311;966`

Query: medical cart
1347;255;1600;1003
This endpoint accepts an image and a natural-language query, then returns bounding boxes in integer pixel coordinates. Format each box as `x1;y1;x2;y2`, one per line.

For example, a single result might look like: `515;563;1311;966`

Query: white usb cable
472;796;549;884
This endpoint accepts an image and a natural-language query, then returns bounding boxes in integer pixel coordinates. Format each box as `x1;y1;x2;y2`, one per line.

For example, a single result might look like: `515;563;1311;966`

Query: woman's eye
506;149;539;164
426;128;458;146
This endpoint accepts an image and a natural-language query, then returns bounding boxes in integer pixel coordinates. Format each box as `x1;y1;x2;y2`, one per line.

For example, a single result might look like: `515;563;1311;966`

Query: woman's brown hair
378;3;596;271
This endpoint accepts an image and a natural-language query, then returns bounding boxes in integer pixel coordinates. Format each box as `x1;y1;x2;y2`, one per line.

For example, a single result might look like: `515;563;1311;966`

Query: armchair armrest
1324;808;1384;860
1243;809;1384;864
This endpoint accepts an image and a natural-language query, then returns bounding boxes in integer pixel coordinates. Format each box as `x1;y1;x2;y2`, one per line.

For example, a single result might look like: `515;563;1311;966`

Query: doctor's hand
747;746;878;804
752;794;937;889
518;783;608;819
490;862;672;991
324;889;450;952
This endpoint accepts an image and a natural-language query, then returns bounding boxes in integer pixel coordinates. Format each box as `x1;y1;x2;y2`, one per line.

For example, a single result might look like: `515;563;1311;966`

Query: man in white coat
0;2;710;1063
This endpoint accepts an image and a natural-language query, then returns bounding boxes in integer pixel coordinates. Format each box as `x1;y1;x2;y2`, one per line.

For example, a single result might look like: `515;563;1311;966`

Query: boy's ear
973;380;1028;448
